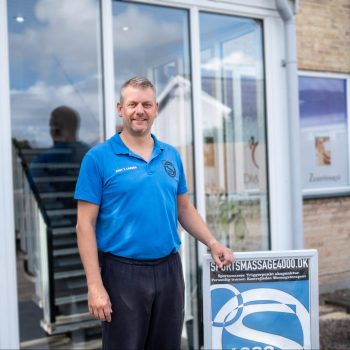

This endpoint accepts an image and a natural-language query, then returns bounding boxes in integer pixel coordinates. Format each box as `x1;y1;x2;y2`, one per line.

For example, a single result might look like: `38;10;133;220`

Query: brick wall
297;1;350;290
303;198;350;291
296;0;350;73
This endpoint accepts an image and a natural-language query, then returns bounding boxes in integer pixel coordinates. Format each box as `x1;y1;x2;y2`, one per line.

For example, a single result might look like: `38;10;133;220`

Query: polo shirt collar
152;134;165;155
111;131;164;157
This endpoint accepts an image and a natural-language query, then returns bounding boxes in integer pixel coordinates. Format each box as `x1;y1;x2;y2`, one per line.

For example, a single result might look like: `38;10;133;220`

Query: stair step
30;163;80;169
54;269;85;279
53;247;79;256
51;218;75;227
41;192;74;199
52;236;77;249
54;256;82;268
22;148;73;155
55;293;87;306
41;201;65;210
54;263;83;273
47;209;77;217
52;227;76;235
33;176;78;183
56;278;87;291
40;313;100;335
325;297;350;313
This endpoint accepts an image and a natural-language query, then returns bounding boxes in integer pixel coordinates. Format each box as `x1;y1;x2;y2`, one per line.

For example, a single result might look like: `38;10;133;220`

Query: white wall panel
0;0;19;348
264;15;294;250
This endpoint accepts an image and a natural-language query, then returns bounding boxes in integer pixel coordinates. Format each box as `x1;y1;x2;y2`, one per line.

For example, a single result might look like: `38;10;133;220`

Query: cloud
11;76;103;147
8;0;105;147
201;51;257;71
9;0;188;146
112;5;187;88
113;6;183;51
9;0;101;80
9;0;186;85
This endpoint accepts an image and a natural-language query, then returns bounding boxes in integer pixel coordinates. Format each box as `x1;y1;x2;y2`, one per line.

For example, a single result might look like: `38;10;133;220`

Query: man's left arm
177;193;234;268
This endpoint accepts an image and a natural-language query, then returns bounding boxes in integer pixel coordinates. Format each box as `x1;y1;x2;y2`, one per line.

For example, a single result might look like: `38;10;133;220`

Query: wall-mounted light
14;16;25;23
122;26;129;31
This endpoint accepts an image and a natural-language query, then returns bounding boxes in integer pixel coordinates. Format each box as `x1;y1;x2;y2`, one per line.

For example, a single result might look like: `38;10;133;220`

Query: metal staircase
13;141;101;335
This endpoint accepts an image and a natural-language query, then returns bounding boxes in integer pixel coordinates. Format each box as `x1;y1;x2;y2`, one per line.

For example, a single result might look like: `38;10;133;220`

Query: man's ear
117;102;123;118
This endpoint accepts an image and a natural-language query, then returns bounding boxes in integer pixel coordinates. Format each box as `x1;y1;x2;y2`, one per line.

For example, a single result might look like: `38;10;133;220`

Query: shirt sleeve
176;151;188;195
74;153;103;205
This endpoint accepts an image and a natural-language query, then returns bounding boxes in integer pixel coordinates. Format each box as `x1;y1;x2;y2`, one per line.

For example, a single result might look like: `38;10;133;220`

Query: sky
8;0;264;148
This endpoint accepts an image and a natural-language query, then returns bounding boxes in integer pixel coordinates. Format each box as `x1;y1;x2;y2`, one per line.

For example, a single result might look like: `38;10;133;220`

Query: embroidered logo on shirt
162;160;176;177
115;166;138;173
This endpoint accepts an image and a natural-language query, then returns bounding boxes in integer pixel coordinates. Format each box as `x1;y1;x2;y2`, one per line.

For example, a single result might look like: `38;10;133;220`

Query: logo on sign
211;284;310;350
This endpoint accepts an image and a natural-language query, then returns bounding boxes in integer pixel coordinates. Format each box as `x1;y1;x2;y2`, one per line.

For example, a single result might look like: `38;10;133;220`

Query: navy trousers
101;252;185;350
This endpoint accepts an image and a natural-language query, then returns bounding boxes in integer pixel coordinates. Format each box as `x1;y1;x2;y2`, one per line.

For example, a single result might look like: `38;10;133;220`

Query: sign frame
202;249;319;349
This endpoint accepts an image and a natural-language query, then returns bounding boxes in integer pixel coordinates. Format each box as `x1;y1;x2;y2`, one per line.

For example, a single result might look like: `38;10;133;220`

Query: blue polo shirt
74;132;188;259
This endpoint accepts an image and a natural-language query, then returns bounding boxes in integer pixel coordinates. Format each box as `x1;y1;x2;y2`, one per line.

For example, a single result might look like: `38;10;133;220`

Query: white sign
202;250;319;350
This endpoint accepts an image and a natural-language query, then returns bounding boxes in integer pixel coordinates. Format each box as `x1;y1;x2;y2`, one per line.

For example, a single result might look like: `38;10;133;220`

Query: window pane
200;12;269;251
8;0;104;147
299;76;348;191
8;0;104;340
112;2;197;347
113;1;194;192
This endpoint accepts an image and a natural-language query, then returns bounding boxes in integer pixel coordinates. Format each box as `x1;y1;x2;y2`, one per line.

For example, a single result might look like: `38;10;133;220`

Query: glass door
5;0;273;347
199;12;270;251
7;0;104;343
112;1;198;348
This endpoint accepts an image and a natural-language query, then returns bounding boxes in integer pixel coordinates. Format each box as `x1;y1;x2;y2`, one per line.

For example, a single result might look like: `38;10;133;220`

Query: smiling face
117;86;158;137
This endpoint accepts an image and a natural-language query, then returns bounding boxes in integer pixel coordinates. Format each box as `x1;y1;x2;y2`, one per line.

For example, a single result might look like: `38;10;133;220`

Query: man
30;106;89;177
75;77;234;349
29;105;90;200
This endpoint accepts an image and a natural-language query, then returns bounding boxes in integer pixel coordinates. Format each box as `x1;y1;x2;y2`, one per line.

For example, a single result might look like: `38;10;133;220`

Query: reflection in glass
200;12;269;251
29;106;90;194
113;2;198;347
113;1;193;181
8;0;103;148
8;0;103;341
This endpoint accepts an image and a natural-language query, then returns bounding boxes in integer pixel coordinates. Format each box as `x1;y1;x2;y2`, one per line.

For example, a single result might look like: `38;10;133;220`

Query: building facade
1;0;348;348
296;0;350;291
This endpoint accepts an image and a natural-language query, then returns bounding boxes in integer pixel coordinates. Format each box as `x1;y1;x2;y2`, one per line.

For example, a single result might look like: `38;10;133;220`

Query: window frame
108;0;295;253
299;70;350;198
0;0;298;346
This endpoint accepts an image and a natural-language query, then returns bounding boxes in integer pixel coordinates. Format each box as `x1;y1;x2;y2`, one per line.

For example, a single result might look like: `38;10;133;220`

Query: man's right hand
88;282;113;322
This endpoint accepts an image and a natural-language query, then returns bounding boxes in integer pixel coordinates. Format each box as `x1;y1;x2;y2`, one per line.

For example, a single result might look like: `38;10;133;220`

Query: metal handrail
12;142;100;334
12;143;54;326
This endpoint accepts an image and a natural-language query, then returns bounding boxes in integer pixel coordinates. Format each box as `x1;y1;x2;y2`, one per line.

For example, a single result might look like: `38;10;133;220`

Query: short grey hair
120;76;156;103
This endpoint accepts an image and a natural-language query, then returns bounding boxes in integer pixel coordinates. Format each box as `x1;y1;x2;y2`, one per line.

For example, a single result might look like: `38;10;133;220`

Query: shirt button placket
146;162;154;175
